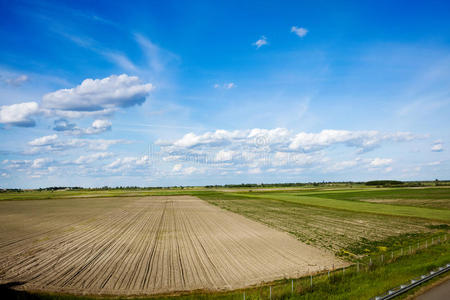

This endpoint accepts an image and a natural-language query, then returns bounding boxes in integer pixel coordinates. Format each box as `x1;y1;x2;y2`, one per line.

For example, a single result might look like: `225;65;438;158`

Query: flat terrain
200;195;433;252
230;190;450;221
0;195;343;296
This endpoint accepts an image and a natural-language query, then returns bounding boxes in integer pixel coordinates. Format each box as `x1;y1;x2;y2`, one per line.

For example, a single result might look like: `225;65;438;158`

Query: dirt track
0;196;344;295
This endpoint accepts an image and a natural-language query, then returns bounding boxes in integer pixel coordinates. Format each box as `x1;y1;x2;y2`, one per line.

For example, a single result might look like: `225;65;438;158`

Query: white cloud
105;155;150;172
289;130;415;152
253;36;268;49
154;128;417;177
27;135;124;153
42;74;153;113
172;164;182;172
431;141;443;152
0;102;40;127
4;75;29;86
31;158;53;169
134;33;179;73
74;152;113;164
248;167;262;174
291;26;308;38
53;119;111;135
214;83;236;89
29;134;59;146
369;158;393;167
159;128;416;154
53;118;76;131
102;52;137;71
329;159;359;171
183;166;197;175
215;150;235;162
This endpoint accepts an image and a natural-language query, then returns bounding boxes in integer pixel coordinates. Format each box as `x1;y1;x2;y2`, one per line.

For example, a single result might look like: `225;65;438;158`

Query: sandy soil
0;196;344;296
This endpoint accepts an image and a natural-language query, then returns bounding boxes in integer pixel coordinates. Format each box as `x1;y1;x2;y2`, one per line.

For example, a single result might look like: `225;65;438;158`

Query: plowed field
0;196;343;296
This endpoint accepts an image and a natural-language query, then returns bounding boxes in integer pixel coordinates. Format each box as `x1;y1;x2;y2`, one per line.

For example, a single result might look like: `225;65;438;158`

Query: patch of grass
311;187;450;209
235;192;450;222
198;193;435;252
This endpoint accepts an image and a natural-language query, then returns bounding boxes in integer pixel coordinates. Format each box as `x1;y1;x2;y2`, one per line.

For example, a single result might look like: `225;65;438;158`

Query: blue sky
0;0;449;188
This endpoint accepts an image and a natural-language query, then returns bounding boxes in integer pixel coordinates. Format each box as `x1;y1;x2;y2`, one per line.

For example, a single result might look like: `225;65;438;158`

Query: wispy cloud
3;75;29;86
431;140;444;152
214;82;236;89
253;36;268;49
291;26;308;37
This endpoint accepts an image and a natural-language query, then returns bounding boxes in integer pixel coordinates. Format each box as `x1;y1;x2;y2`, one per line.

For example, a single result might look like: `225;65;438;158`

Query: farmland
0;195;343;296
0;185;449;299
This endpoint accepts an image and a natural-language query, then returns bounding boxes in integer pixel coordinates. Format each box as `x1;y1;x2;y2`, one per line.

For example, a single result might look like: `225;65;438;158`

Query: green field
228;189;450;222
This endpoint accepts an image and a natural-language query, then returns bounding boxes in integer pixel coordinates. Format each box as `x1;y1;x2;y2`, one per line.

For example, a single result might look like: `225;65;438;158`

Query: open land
0;195;343;296
0;185;449;299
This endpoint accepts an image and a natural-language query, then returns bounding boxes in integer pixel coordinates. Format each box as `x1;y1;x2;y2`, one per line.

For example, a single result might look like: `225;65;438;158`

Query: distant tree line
1;180;449;191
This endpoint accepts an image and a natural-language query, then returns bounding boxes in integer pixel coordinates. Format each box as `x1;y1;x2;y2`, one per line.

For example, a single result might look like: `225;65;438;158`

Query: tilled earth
0;196;344;295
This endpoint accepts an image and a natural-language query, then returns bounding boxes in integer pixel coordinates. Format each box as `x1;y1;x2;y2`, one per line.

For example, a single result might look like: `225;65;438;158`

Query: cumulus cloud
54;118;112;135
42;74;153;113
155;128;416;176
431;140;443;152
291;26;308;37
0;102;40;127
253;36;267;48
369;158;393;167
1;74;152;129
31;158;53;169
53;118;76;131
289;130;415;152
158;128;415;153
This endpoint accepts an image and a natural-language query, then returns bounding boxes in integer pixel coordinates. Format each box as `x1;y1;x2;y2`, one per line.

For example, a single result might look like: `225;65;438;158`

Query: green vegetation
230;191;450;222
366;180;404;186
199;192;440;254
311;187;450;209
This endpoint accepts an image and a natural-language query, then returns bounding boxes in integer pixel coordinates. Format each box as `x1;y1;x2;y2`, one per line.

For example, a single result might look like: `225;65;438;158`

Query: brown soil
0;196;344;296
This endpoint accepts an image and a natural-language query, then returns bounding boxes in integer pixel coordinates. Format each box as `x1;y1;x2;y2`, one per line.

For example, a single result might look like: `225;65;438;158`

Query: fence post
310;274;312;289
328;269;330;278
291;279;293;295
243;291;245;300
269;286;272;300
